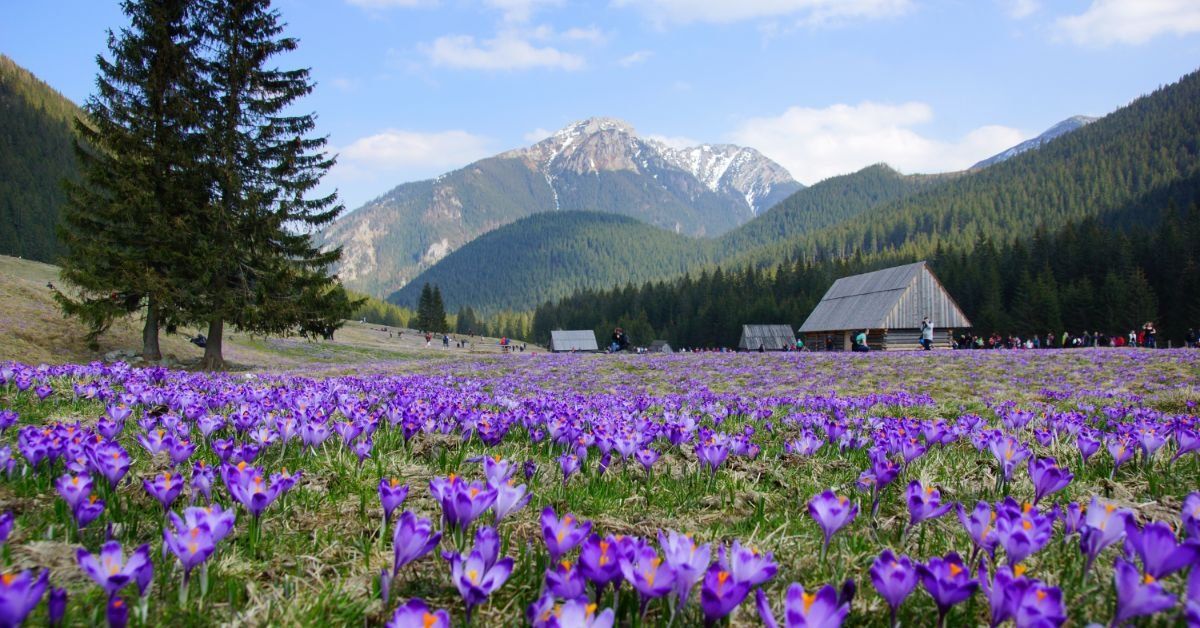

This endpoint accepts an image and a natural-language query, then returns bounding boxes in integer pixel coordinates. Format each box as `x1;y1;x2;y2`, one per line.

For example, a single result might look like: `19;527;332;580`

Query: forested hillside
388;211;712;311
396;164;944;312
0;54;81;262
782;70;1200;262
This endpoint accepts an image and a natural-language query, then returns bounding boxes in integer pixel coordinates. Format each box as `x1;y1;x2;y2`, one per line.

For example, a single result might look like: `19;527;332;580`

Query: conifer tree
191;0;346;369
59;0;206;360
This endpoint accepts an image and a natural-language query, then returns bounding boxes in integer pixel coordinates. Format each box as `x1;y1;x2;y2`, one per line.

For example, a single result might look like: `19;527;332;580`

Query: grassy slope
0;255;529;368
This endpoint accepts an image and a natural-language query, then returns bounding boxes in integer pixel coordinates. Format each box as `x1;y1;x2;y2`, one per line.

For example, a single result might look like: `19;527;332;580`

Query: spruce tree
59;0;205;360
429;285;448;333
416;283;433;331
192;0;345;370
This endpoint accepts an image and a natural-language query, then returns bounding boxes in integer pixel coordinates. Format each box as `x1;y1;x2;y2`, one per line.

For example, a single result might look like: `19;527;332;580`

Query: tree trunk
201;318;225;371
142;295;162;362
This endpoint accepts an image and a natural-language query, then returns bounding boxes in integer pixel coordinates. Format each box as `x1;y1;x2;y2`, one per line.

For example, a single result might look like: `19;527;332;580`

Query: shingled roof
799;261;971;333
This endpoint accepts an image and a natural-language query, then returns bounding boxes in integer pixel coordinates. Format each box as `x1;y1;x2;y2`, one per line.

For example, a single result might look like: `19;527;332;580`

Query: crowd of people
954;322;1164;350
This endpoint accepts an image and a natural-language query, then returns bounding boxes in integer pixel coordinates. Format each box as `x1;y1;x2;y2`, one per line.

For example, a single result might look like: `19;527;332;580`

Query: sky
4;0;1200;210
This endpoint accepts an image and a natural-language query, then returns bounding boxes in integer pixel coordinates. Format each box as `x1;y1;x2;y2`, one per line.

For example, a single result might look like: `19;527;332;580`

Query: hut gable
799;262;971;333
549;330;599;352
738;325;797;350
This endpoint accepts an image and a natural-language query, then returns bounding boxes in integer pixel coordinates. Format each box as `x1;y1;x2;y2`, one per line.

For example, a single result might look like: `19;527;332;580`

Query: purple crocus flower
1124;520;1199;579
1077;429;1101;463
994;500;1053;565
808;491;857;556
0;569;49;627
55;473;93;510
47;587;66;627
1185;568;1200;627
523;460;538;481
906;481;952;526
481;456;514;485
224;463;293;520
491;479;531;523
1107;437;1136;472
695;439;729;474
957;501;999;560
392;511;442;575
0;513;11;549
988;434;1031;482
444;527;514;620
107;597;128;628
76;541;152;598
73;494;105;529
756;582;849;628
1028;457;1073;506
719;540;778;587
1061;502;1085;536
544;559;587;600
1183;492;1200;540
142;471;184;511
541;507;591;560
1015;582;1066;628
658;529;710;607
698;563;750;624
916;552;978;627
579;534;623;591
1079;497;1132;574
555;598;615;628
1111;558;1177;626
869;550;917;626
619;543;677;604
163;519;216;582
635;448;660;472
90;441;130;488
558;454;581;484
190;461;214;504
386;598;452;628
379;478;409;525
979;564;1029;627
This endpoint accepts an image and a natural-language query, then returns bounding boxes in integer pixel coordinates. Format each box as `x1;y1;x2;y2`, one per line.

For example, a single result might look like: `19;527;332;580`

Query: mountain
971;115;1098;169
406;68;1200;316
319;117;800;297
391;164;943;312
0;54;83;262
388;211;711;312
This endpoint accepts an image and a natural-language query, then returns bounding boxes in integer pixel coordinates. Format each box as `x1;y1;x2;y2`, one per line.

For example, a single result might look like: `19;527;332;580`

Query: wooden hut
798;261;970;351
647;340;674;354
549;330;599;352
738;325;797;351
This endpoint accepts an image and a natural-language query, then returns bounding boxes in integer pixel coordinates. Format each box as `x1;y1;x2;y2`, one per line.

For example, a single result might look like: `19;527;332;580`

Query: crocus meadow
0;349;1198;625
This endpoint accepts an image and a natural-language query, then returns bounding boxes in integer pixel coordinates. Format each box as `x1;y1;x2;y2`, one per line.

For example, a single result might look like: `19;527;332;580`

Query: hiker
442;334;449;349
189;334;207;348
920;316;934;351
609;327;629;353
824;335;834;352
852;330;870;352
425;332;432;348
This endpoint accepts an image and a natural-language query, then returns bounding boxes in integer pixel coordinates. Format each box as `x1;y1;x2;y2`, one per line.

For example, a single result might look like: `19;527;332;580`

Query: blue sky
4;0;1200;209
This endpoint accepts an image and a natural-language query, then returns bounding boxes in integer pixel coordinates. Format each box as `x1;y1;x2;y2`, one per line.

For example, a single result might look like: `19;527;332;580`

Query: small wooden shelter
799;261;970;351
549;330;599;352
738;325;797;351
648;340;673;354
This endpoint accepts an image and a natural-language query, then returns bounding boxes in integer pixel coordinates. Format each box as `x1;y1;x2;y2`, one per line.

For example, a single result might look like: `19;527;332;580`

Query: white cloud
423;33;585;70
338;129;492;174
327;129;494;207
614;0;913;26
1057;0;1200;46
559;26;608;43
345;0;431;8
648;134;700;149
523;128;553;142
618;50;653;67
485;0;562;23
1000;0;1038;19
729;102;1027;184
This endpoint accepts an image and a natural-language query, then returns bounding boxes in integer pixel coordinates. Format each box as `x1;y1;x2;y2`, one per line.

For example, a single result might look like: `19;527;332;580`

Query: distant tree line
532;202;1200;349
55;0;354;369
